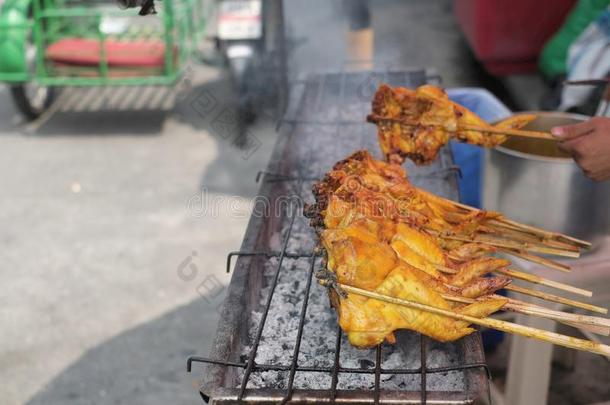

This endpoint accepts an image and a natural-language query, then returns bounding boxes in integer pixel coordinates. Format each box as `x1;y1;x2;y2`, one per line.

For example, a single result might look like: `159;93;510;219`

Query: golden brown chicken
306;150;511;348
367;84;536;165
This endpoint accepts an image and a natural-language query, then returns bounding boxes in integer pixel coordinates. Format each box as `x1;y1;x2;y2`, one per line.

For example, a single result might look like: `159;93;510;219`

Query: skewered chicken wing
306;150;512;347
335;264;506;347
305;149;596;350
367;84;536;165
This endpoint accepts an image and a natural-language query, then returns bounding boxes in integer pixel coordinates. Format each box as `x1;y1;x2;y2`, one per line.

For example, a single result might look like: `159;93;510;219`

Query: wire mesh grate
188;70;492;404
190;246;492;404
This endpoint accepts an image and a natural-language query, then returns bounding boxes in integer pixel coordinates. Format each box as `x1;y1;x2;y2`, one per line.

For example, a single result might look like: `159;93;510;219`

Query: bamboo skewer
324;280;610;357
475;234;581;256
412;189;588;276
501;303;609;336
463;124;555;140
505;284;607;315
485;225;581;252
442;293;610;336
433;265;602;319
495;267;592;297
434;263;604;314
431;231;580;258
367;115;557;141
422;191;591;250
501;298;610;336
429;265;607;334
564;78;610;85
499;248;572;273
562;322;610;336
493;218;592;249
434;263;605;314
432;263;591;297
475;235;580;258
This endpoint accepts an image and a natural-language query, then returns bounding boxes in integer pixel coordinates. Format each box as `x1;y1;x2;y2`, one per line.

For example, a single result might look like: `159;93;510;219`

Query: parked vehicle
0;0;208;119
213;0;288;140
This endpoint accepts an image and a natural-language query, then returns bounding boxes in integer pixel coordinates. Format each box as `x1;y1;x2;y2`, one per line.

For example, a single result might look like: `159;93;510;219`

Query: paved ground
0;63;279;405
2;1;607;405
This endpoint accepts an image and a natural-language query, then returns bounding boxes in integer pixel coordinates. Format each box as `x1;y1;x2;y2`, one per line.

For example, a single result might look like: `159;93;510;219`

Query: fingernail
551;127;564;137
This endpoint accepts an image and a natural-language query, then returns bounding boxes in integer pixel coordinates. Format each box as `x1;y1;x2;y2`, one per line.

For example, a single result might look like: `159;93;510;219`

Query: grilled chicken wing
306;150;511;348
335;264;506;347
368;84;536;165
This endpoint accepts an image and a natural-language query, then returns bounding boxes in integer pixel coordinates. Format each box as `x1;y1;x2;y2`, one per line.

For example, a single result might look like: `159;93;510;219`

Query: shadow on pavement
27;297;221;405
30;109;167;137
173;75;281;198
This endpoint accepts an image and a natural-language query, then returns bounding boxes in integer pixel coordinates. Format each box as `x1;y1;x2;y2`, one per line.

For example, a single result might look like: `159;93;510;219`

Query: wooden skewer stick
325;280;610;357
501;298;610;336
462;124;556;140
486;225;581;252
432;266;607;333
502;303;610;336
505;284;607;315
443;294;610;336
499;248;572;273
492;218;591;249
480;231;581;254
562;321;610;336
475;235;580;258
495;267;592;297
533;238;580;252
415;189;586;260
418;191;590;249
432;232;579;258
433;263;590;297
367;115;557;141
433;264;605;315
564;78;610;85
433;268;609;335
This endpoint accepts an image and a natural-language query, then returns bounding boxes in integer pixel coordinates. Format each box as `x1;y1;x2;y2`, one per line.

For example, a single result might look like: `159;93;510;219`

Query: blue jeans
446;88;511;208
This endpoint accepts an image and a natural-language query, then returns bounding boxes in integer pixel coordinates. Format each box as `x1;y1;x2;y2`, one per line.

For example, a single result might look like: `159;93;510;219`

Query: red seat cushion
46;38;167;68
454;0;576;75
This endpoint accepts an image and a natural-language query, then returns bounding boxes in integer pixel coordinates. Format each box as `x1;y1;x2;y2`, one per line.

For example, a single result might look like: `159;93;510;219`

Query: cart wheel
10;84;55;120
10;22;56;121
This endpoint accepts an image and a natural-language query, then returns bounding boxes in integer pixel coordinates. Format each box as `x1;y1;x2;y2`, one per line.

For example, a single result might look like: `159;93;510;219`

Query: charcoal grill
188;70;493;404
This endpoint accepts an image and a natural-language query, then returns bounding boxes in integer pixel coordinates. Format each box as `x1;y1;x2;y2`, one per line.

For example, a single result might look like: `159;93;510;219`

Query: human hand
551;117;610;181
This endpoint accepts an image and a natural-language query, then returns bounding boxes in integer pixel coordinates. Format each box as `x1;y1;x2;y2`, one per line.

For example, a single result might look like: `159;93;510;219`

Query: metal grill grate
188;70;492;404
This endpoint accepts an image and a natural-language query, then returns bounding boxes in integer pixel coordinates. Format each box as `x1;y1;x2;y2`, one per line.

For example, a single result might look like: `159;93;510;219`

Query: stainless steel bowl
483;112;610;247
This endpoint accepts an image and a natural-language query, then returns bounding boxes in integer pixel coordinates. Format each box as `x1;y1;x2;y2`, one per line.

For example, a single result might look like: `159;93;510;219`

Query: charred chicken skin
306;151;510;348
368;84;536;165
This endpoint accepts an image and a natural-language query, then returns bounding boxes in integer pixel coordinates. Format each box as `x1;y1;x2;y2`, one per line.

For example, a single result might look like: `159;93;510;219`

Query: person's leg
345;0;373;70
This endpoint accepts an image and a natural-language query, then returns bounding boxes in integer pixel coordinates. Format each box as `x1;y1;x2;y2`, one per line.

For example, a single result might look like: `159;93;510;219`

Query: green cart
0;0;208;119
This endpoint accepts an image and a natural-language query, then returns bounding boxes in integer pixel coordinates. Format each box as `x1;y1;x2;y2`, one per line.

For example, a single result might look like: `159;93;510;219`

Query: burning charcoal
223;73;503;401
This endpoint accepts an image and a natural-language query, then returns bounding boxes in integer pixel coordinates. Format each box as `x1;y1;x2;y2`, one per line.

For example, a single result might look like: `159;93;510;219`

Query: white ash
238;216;465;392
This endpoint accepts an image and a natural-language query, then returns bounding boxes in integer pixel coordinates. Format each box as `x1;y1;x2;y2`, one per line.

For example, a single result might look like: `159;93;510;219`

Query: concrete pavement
0;64;280;404
7;1;600;404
